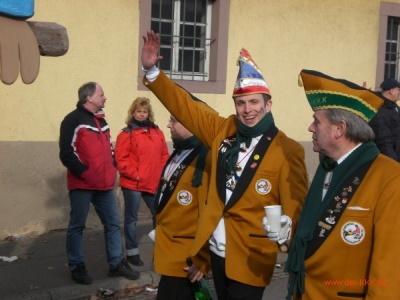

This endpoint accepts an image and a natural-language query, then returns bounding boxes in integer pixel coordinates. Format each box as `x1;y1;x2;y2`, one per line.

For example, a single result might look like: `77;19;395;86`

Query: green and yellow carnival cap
299;69;384;122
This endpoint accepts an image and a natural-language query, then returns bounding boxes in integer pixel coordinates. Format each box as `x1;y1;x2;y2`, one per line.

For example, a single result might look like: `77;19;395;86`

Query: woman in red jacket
115;97;169;266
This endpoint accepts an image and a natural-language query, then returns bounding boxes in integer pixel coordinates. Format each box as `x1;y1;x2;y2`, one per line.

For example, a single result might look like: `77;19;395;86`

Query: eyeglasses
168;118;178;124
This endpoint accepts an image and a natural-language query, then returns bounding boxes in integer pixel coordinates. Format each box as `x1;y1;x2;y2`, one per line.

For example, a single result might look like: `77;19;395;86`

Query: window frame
138;0;230;94
376;2;400;89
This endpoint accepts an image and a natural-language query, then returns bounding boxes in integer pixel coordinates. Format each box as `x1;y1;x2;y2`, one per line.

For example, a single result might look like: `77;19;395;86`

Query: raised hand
141;30;163;70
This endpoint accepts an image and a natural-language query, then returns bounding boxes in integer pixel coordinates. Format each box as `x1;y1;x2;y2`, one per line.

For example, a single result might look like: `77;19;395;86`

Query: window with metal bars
138;0;230;93
384;17;400;81
151;0;212;81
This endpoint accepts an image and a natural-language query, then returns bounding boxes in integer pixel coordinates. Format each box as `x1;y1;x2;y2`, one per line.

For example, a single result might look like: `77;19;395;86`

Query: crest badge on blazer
341;221;365;245
255;179;271;195
177;190;193;205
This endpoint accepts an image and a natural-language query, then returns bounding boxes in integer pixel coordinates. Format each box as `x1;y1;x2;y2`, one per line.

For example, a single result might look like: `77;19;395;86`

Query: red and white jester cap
232;48;271;98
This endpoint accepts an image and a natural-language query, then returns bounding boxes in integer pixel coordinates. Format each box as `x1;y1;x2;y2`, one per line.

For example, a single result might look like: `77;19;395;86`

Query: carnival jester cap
299;69;384;122
232;48;271;98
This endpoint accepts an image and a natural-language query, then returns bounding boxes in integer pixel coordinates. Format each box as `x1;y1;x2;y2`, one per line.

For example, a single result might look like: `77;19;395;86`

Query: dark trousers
211;251;265;300
157;275;196;300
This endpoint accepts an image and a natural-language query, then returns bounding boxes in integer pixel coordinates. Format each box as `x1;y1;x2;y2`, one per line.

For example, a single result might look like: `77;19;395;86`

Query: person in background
141;30;308;300
115;97;169;266
59;82;139;285
285;70;400;299
369;78;400;162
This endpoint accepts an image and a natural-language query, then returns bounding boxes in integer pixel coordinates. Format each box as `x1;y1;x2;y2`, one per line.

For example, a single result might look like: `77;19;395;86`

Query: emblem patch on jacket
255;179;271;195
177;190;193;205
341;221;365;245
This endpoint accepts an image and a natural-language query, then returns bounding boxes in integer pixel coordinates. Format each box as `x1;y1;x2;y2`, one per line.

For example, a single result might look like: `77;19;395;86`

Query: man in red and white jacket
59;81;139;285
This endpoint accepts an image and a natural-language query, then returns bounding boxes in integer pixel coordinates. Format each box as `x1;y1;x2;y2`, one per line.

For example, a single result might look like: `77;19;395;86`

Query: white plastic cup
264;205;282;232
147;229;156;242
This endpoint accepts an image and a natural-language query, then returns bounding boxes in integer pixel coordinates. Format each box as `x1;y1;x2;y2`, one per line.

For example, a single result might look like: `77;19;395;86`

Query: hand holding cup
262;205;292;246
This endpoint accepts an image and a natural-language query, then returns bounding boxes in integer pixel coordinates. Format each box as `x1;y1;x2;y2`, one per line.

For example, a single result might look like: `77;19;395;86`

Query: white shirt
210;135;262;257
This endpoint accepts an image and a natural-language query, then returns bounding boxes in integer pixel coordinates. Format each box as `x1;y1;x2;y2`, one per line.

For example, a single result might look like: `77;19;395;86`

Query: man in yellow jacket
285;70;400;299
141;30;308;300
153;113;213;300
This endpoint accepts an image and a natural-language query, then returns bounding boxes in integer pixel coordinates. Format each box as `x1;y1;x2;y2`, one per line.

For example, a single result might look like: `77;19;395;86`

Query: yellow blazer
300;154;400;299
153;150;211;277
144;71;308;287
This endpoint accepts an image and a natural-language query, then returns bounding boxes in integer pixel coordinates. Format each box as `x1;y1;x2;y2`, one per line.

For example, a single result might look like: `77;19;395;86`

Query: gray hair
77;82;97;105
325;109;375;143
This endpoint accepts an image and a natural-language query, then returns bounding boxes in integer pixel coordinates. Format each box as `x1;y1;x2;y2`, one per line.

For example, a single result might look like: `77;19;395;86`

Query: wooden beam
27;21;69;57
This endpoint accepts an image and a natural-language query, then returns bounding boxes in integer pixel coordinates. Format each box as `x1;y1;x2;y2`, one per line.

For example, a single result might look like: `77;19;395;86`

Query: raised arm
141;30;163;70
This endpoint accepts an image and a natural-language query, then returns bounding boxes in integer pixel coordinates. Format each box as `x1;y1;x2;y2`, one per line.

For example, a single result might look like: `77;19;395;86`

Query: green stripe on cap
306;91;378;122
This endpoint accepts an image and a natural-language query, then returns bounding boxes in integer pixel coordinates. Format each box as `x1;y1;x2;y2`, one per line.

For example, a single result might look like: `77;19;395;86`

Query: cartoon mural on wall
0;0;68;84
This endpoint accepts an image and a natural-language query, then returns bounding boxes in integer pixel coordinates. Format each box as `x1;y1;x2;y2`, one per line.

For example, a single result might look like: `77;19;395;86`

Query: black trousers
157;275;196;300
211;251;265;300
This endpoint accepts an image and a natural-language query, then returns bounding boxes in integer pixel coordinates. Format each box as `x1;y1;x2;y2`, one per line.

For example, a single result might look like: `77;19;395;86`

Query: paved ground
103;253;288;300
0;203;288;300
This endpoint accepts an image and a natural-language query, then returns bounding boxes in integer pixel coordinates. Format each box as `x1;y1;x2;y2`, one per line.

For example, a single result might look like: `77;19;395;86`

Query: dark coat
369;96;400;162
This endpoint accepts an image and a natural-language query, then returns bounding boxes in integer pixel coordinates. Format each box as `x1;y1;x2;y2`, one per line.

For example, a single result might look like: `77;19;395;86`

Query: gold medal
234;163;242;171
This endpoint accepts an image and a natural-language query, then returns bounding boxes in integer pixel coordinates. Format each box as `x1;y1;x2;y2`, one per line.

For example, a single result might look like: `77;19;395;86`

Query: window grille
151;0;212;81
384;17;400;80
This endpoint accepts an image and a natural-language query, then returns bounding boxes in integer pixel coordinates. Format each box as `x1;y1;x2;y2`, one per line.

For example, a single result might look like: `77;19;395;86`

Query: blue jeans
122;188;156;256
66;189;123;270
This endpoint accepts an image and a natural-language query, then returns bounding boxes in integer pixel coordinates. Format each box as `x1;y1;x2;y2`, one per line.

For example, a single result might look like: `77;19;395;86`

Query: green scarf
173;136;208;187
220;112;274;174
321;156;337;172
285;142;379;299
